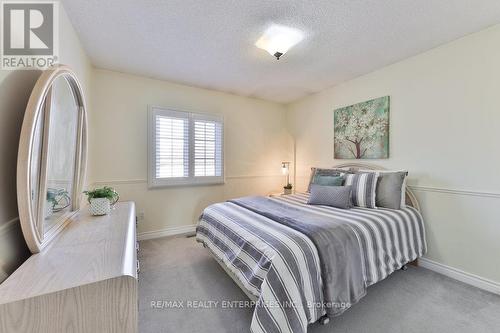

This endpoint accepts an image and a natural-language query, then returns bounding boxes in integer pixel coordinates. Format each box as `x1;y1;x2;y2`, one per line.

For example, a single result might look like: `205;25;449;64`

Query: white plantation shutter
194;118;223;177
155;113;189;179
149;107;224;187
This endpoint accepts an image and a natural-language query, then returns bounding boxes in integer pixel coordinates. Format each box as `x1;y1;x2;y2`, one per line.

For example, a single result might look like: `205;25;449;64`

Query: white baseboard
419;258;500;295
137;224;197;241
137;226;500;295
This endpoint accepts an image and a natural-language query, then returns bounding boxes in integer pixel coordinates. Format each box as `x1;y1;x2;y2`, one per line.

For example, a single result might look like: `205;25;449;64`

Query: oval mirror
17;65;87;253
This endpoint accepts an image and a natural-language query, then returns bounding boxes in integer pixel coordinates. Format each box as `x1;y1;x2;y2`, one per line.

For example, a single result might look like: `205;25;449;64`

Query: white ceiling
62;0;500;104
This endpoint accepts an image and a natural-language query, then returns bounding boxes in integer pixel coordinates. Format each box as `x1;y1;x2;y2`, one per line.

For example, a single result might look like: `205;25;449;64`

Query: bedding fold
229;196;366;318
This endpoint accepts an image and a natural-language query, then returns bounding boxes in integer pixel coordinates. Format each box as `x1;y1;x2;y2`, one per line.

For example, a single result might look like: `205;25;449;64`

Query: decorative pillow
375;171;407;209
311;174;344;187
308;185;352;209
356;169;408;209
344;173;379;208
307;167;355;192
400;175;408;208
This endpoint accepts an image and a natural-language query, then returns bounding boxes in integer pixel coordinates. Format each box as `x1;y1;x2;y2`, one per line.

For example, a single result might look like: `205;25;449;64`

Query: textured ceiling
62;0;500;103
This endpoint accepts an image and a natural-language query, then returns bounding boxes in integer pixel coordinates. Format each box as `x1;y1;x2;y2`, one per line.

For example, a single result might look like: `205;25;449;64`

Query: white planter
284;187;293;195
45;201;53;219
89;198;111;216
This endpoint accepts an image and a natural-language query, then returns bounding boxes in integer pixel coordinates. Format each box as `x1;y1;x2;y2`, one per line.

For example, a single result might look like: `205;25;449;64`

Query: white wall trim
419;258;500;295
8;214;499;292
0;217;19;237
93;179;147;186
294;175;500;199
92;177;500;199
137;224;197;241
226;174;282;180
408;185;500;199
92;174;283;186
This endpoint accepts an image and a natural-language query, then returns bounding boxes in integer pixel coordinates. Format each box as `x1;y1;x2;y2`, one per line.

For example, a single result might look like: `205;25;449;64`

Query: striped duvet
196;193;426;333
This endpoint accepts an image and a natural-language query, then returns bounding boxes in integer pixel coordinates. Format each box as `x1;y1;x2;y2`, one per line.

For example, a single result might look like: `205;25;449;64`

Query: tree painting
334;96;389;159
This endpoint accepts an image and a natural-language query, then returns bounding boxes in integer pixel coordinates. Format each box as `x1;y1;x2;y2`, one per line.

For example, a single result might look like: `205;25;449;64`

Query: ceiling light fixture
255;24;304;60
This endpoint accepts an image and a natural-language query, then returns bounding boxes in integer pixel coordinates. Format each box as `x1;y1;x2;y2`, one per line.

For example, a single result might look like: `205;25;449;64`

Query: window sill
148;178;225;189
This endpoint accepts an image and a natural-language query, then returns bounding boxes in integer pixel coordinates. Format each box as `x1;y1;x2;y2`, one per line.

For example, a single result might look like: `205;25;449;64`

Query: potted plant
83;186;119;216
46;188;71;218
284;183;293;195
46;190;57;218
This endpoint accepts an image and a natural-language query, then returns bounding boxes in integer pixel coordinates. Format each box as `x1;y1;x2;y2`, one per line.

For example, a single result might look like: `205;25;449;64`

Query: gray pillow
375;171;407;209
308;184;352;209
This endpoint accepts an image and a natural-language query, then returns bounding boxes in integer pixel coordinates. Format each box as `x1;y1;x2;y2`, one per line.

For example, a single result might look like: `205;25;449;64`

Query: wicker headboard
333;162;420;212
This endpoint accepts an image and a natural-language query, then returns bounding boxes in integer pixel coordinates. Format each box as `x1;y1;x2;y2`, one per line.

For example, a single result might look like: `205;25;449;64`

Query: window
148;106;224;187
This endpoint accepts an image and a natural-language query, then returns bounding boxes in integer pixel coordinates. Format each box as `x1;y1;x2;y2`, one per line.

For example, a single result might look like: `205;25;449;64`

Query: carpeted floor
138;236;500;333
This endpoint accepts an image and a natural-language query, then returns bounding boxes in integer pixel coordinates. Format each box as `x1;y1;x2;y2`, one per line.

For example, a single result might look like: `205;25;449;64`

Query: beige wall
0;5;92;282
89;69;291;233
286;24;500;283
3;4;498;291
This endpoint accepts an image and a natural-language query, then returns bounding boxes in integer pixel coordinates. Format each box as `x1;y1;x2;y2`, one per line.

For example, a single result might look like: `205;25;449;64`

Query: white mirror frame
17;65;87;253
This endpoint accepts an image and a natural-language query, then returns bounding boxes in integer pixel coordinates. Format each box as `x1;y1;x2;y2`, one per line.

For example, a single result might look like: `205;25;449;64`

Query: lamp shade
281;162;290;175
255;24;304;59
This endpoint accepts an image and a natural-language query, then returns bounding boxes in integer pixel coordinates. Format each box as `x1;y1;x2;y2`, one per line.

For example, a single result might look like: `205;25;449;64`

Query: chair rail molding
408;185;500;199
92;174;284;186
91;177;500;200
295;174;500;199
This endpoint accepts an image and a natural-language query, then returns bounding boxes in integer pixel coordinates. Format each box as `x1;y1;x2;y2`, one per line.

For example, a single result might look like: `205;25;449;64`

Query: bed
196;163;426;333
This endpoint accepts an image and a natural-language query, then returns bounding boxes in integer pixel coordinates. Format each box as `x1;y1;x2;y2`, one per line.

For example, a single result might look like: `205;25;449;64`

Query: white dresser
0;202;138;333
